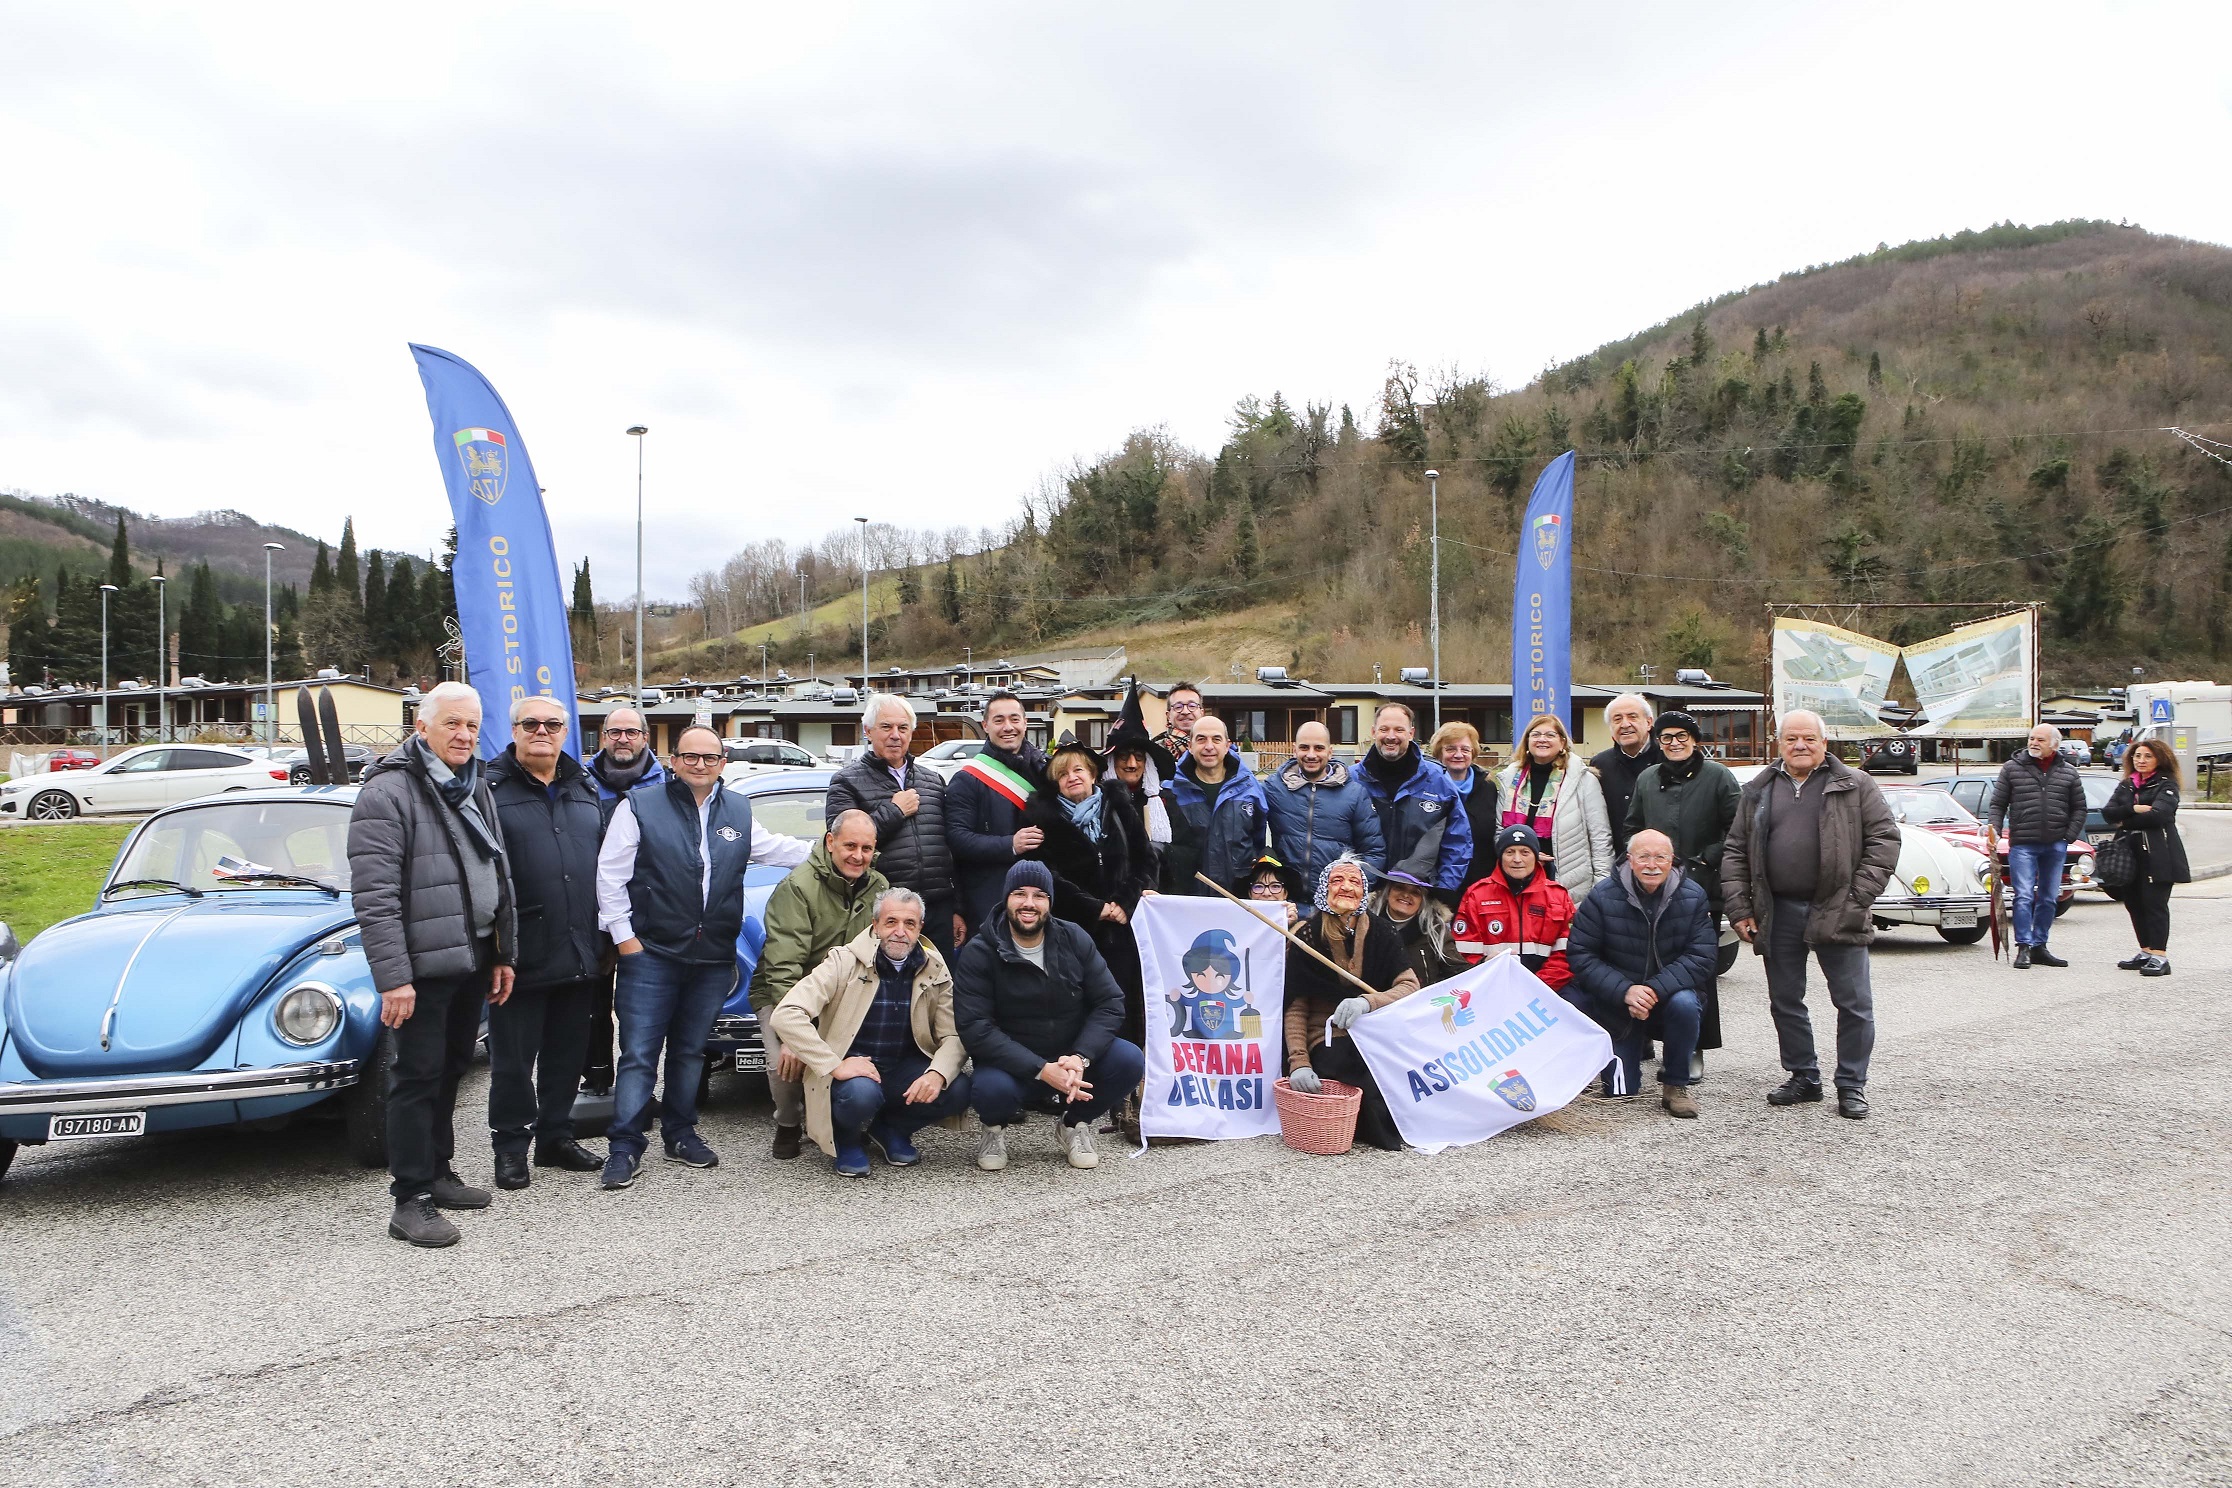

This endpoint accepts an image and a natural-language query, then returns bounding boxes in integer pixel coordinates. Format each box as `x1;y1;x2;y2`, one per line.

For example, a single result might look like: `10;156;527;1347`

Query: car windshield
111;798;354;894
2082;776;2119;807
1885;790;1978;827
924;740;981;760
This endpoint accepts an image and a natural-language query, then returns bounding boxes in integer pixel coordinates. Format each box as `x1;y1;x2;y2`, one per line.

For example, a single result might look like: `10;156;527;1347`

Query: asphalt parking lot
3;877;2227;1487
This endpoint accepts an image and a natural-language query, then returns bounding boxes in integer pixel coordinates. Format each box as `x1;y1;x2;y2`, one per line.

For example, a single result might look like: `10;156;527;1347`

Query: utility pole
627;425;648;704
1426;468;1442;733
152;572;167;743
99;584;118;745
855;516;869;688
263;543;284;744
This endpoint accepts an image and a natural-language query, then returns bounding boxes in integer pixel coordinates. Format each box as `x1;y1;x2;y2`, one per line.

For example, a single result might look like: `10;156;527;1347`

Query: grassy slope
0;824;133;940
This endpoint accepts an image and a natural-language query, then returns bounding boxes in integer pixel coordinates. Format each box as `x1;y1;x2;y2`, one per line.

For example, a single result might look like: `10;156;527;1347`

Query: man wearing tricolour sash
945;691;1050;935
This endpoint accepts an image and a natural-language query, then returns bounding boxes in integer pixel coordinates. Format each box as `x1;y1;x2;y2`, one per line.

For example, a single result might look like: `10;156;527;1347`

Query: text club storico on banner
409;345;580;757
1132;896;1286;1141
1347;953;1609;1154
1511;451;1575;748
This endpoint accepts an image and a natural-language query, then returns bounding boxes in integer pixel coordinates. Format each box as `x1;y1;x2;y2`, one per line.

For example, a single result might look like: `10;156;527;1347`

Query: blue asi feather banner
409;344;579;758
1509;451;1575;747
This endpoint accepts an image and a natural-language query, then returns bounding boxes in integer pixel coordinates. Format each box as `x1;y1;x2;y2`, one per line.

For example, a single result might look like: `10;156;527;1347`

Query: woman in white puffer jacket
1492;713;1613;897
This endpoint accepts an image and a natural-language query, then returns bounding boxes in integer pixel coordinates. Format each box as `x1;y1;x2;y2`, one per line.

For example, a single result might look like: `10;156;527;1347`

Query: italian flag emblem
453;427;506;447
961;754;1035;807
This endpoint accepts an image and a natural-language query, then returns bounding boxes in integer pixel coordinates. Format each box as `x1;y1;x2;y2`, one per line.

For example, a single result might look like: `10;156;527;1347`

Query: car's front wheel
1938;925;1989;945
344;1026;396;1168
26;790;77;820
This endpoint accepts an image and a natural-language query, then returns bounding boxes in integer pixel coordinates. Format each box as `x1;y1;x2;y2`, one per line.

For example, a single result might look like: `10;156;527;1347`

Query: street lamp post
151;573;167;744
627;426;649;705
1425;468;1442;733
99;584;118;746
263;542;284;745
855;516;869;688
760;641;770;698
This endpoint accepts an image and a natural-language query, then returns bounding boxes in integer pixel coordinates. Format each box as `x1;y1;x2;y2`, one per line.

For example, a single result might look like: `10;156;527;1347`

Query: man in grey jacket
826;692;961;954
1722;710;1901;1121
348;682;517;1247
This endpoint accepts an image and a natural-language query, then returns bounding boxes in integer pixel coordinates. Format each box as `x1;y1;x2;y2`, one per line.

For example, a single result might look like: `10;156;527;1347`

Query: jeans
609;949;737;1156
970;1038;1145;1129
830;1053;974;1141
386;946;492;1200
759;1021;804;1127
1601;988;1704;1095
2007;841;2068;947
1764;897;1875;1092
486;976;594;1156
581;967;615;1089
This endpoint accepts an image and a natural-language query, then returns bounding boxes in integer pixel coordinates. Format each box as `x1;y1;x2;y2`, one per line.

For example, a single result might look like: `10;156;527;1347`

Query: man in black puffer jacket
1987;723;2089;969
1567;830;1716;1119
484;697;608;1190
828;693;960;954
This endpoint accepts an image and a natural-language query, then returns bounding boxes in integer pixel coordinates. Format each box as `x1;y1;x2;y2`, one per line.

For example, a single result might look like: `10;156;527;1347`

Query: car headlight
274;983;344;1045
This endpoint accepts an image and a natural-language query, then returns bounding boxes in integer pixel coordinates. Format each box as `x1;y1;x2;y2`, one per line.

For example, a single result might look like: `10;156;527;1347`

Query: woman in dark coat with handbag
2100;738;2190;976
1023;739;1158;1041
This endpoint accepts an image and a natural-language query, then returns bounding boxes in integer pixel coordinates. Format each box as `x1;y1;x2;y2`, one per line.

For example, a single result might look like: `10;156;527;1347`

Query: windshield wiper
103;878;205;899
210;871;340;898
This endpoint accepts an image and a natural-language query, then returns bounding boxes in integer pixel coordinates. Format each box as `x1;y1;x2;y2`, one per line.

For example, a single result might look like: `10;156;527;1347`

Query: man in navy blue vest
593;724;810;1189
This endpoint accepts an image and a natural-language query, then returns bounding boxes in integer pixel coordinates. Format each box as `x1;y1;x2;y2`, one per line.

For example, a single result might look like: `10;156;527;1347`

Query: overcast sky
3;2;2227;598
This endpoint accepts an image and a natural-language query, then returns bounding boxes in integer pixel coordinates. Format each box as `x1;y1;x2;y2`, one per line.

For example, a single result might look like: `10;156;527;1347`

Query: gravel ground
1;883;2227;1487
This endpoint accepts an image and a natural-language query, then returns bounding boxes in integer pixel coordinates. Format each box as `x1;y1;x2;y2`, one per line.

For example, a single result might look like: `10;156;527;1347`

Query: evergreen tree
1752;326;1770;358
939;558;963;625
1867;351;1883;387
49;568;101;684
569;559;595;627
107;515;132;589
336;519;361;606
180;564;225;680
1806;361;1828;407
2051;516;2124;638
1688;319;1713;367
362;550;388;668
309;541;332;597
896;567;922;607
274;584;305;678
1232;504;1260;580
385;557;420;661
5;575;47;687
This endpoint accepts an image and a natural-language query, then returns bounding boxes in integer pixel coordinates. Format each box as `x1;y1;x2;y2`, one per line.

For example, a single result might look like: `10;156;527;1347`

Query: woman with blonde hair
1428;720;1498;893
1492;712;1613;897
2101;737;2189;975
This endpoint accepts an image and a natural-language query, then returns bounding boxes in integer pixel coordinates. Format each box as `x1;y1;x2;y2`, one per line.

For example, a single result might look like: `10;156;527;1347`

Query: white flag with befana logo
1347;954;1610;1154
1132;895;1287;1141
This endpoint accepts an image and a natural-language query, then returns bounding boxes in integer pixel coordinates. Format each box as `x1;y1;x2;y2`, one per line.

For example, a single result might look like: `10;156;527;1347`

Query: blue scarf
1060;786;1107;843
411;735;501;862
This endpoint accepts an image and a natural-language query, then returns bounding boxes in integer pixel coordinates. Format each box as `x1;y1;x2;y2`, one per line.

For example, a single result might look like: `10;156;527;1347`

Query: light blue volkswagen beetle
0;787;389;1182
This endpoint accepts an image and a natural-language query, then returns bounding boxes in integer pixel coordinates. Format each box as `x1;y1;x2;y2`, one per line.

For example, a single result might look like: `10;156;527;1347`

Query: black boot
388;1195;460;1248
534;1139;604;1171
494;1151;530;1190
2030;945;2068;968
2012;944;2032;969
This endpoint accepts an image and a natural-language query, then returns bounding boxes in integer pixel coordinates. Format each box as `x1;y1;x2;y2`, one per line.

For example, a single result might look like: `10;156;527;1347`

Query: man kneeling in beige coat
769;887;972;1177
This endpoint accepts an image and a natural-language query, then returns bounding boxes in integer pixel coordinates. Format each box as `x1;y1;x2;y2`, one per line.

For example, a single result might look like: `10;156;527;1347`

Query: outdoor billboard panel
1904;610;2035;737
1770;619;1898;738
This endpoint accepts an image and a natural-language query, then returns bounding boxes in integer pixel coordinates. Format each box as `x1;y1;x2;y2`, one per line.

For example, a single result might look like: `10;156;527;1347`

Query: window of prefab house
1332;707;1357;745
830;724;858;747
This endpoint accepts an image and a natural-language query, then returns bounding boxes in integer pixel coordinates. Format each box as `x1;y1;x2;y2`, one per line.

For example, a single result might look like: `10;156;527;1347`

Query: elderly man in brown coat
1722;710;1902;1120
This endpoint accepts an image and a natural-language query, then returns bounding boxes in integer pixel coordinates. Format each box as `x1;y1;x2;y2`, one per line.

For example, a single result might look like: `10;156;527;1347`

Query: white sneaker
976;1127;1008;1172
1058;1120;1099;1170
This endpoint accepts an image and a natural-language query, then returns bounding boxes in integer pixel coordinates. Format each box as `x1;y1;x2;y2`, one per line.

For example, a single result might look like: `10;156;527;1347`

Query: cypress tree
385;558;419;660
309;541;332;597
362;550;388;664
336;519;361;606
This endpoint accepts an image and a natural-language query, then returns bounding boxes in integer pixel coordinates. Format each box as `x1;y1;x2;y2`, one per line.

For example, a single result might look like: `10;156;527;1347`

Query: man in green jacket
1625;711;1744;1076
748;809;888;1159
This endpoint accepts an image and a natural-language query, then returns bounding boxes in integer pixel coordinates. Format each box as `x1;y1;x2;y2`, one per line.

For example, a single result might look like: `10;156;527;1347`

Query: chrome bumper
1876;893;1990;915
0;1059;360;1115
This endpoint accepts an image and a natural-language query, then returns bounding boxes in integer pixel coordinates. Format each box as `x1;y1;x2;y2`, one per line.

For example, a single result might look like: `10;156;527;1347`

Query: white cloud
1;1;2225;594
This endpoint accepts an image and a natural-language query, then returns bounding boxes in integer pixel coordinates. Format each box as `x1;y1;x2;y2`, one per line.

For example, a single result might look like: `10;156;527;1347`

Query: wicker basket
1272;1078;1363;1155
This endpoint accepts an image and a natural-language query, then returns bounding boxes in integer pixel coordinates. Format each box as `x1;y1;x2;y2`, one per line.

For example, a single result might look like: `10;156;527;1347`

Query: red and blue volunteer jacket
1451;868;1574;989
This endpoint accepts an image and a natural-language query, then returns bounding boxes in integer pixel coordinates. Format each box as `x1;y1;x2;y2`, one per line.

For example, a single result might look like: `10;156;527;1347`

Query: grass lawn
0;824;134;941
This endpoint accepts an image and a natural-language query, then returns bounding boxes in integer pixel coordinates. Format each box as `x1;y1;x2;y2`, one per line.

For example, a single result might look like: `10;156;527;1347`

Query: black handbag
2094;831;2141;891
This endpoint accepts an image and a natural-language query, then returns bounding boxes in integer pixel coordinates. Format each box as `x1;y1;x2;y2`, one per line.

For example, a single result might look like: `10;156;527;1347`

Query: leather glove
1288;1066;1322;1094
1330;996;1372;1031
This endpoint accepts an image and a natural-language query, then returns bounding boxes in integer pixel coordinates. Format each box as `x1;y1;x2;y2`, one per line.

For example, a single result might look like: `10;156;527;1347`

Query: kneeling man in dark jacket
951;860;1144;1173
1566;830;1716;1119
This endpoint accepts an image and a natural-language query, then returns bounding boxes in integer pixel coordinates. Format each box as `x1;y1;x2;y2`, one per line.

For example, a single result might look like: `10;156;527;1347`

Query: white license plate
2089;832;2115;846
1940;908;1977;928
733;1048;768;1074
48;1111;145;1140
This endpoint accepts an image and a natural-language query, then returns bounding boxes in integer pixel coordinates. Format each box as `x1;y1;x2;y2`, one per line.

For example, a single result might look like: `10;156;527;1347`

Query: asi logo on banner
1348;954;1610;1155
1132;896;1287;1142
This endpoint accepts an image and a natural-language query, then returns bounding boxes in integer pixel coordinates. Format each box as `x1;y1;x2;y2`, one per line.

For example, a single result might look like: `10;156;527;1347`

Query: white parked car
1871;823;1994;945
0;745;291;820
720;738;825;784
915;738;986;781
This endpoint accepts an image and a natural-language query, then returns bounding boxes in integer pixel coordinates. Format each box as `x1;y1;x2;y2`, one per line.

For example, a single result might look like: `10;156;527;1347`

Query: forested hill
830;219;2232;688
0;491;372;607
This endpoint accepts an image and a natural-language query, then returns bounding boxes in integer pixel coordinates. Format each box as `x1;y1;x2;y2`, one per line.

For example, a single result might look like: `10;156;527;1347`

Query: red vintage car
44;749;100;772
